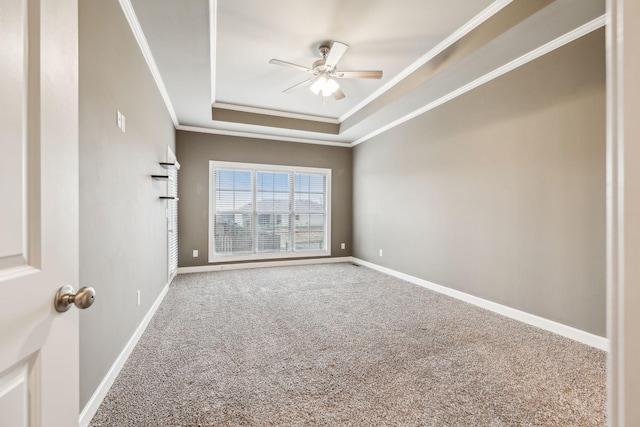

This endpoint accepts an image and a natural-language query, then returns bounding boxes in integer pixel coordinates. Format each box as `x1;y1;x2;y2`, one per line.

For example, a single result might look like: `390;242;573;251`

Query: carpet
89;263;606;426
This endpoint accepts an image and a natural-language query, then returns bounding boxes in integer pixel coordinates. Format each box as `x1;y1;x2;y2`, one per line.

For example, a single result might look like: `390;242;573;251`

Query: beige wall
176;131;353;267
79;0;176;408
352;29;606;336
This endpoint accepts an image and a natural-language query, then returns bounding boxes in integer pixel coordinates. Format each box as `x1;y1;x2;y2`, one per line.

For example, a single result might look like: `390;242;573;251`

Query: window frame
208;160;331;263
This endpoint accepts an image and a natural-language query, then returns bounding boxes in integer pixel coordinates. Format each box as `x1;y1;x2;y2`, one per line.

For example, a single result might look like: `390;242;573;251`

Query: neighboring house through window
208;161;331;262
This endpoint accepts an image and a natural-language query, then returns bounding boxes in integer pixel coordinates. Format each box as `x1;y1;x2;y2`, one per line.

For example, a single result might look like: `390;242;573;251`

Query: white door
0;0;80;426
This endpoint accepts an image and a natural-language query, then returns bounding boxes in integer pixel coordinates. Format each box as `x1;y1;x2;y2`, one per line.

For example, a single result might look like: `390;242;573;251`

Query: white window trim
208;160;331;263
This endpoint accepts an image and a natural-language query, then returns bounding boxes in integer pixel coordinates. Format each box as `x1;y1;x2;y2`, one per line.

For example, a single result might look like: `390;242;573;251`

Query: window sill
208;250;331;264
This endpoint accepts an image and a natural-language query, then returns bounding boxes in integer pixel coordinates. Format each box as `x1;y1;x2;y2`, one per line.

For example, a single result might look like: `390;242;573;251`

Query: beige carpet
89;263;606;426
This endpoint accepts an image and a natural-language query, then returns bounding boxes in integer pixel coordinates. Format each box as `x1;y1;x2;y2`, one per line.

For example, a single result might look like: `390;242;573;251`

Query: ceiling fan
269;41;383;100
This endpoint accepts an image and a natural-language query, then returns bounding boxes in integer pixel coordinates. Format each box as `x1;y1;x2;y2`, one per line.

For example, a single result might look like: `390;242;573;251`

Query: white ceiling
128;0;605;145
213;0;495;119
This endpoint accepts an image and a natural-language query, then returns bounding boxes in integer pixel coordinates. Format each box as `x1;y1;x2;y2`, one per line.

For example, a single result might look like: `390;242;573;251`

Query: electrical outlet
379;249;383;257
193;249;199;257
136;290;141;306
341;243;346;250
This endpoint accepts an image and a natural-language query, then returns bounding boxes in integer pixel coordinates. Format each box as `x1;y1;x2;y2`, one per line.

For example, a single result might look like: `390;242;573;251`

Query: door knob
54;285;96;312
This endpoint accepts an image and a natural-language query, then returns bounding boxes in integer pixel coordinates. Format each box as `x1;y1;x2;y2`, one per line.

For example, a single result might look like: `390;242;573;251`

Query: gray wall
79;0;176;408
352;29;606;336
176;131;353;267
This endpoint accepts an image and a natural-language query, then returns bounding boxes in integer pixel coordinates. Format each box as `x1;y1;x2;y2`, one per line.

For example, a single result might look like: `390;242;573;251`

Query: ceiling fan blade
325;41;348;69
336;70;383;79
332;87;346;100
283;76;318;93
269;59;314;74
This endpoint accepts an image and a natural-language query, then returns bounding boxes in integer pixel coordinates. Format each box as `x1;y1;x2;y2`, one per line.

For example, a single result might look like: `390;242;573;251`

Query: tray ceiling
128;0;605;145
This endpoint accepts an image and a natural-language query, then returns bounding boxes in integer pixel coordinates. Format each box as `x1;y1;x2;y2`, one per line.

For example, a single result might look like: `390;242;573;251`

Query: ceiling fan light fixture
310;76;340;97
270;40;382;100
310;76;327;95
325;78;339;95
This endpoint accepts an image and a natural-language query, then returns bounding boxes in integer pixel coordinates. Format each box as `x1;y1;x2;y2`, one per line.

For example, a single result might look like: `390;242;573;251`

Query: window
209;161;331;262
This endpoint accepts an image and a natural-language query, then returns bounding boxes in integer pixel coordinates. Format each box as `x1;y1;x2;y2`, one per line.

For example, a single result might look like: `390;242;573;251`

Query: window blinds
209;161;331;262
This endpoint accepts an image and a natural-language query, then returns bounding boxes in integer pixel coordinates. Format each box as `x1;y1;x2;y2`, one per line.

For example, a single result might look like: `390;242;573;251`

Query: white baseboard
79;282;171;427
352;258;609;352
176;256;353;274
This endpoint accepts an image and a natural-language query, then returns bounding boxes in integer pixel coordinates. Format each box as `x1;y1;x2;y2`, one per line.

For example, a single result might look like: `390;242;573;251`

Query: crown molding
209;0;217;102
350;14;606;147
339;0;514;123
213;102;340;124
176;125;350;147
118;0;179;127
